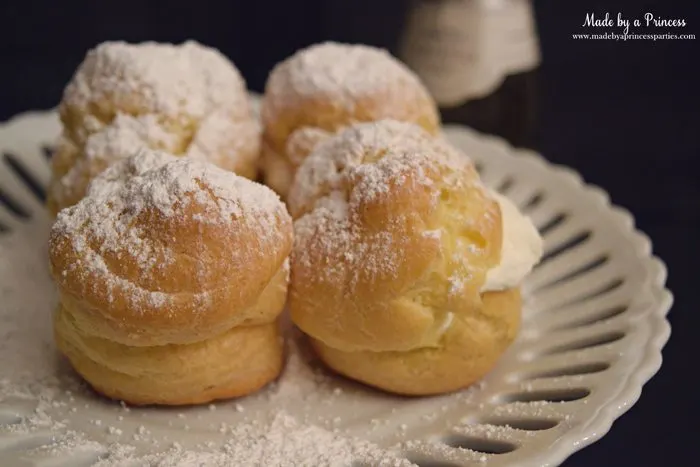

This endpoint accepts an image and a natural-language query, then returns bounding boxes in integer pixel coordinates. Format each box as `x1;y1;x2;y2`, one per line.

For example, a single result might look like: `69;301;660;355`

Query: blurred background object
398;0;540;148
0;1;698;466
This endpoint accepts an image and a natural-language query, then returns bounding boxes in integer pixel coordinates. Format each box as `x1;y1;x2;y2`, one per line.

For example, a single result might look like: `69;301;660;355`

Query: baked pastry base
310;288;521;396
260;141;296;200
55;307;284;406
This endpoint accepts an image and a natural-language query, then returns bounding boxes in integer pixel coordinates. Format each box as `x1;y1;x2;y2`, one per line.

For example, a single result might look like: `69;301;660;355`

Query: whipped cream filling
434;312;454;337
482;191;543;292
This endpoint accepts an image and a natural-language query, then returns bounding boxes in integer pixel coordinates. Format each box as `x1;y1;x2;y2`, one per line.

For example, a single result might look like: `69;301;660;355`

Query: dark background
1;0;698;465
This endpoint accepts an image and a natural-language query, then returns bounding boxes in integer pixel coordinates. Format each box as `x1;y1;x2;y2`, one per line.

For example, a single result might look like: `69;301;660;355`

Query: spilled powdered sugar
88;412;412;467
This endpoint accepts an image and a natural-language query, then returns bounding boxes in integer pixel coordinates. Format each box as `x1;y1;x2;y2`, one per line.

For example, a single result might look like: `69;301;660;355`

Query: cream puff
289;120;542;395
49;149;292;405
48;40;260;216
260;41;441;199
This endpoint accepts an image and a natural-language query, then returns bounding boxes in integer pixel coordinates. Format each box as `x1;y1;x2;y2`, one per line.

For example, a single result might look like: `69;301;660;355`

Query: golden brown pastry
47;40;260;216
260;41;441;199
49;149;292;405
310;289;522;396
289;120;542;395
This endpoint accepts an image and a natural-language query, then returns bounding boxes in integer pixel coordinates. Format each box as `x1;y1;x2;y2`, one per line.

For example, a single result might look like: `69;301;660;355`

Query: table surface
0;1;697;465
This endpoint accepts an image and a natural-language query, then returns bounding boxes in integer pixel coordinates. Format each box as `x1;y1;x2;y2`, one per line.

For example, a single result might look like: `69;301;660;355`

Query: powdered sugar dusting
79;150;280;221
289;119;469;218
85;148;179;195
63;41;247;120
52;41;259;211
294;206;405;289
264;42;431;115
50;150;288;315
285;126;333;166
351;154;433;204
289;121;477;300
85;114;179;162
186;110;260;166
54;114;180;203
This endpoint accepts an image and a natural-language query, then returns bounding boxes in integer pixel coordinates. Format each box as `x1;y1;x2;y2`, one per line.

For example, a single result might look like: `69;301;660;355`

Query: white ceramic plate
0;105;672;467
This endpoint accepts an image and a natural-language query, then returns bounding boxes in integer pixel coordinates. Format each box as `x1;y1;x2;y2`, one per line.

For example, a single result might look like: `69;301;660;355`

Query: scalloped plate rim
440;123;673;467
